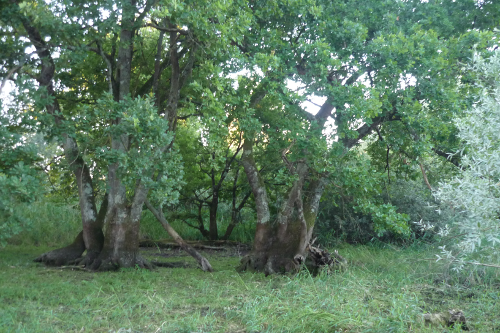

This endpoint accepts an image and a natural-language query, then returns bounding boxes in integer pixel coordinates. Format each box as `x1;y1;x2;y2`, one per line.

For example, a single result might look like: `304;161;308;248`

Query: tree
232;0;499;274
175;119;252;240
1;0;237;270
434;49;500;269
0;108;44;246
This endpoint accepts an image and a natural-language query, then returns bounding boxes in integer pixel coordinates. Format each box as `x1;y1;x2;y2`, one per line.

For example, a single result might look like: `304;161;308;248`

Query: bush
434;50;500;269
315;178;455;246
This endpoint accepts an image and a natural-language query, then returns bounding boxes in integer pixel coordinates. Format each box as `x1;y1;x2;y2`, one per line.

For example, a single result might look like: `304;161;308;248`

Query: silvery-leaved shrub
433;50;500;270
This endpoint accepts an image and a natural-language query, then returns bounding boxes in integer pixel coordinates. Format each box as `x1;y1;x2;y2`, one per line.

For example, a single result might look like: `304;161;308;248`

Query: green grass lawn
1;244;499;333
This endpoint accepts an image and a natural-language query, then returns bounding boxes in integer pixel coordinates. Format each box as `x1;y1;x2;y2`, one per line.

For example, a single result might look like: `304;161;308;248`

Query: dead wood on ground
306;242;347;273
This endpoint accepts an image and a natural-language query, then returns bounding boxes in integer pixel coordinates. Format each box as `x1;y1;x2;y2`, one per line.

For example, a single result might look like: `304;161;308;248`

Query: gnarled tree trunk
238;143;326;274
90;180;151;270
24;0;200;271
236;90;382;274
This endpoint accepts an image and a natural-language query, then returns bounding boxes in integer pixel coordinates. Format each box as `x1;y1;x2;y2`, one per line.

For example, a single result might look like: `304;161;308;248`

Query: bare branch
145;23;189;35
145;199;213;272
176;113;203;120
136;0;155;25
419;158;433;192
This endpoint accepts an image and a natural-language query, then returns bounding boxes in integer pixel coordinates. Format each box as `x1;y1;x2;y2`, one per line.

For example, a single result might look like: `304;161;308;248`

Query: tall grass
7;201;81;247
6;199;255;248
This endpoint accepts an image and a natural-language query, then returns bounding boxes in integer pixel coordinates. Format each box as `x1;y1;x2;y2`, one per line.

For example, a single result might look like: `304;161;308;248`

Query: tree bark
238;165;326;275
236;80;333;274
237;121;329;274
208;192;219;240
92;183;151;270
34;231;86;266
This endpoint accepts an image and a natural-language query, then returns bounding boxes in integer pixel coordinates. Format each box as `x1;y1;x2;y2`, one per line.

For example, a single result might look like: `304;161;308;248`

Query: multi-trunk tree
229;0;499;274
2;0;242;270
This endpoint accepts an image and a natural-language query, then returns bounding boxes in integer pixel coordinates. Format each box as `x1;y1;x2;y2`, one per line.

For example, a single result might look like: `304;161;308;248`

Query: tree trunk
221;166;251;241
88;0;152;271
34;231;86;266
238;170;326;275
238;132;327;274
91;184;151;270
21;14;104;266
208;193;219;240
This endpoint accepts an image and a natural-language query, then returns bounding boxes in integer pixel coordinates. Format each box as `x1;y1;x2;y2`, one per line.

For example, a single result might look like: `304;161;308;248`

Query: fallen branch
149;261;190;268
145;200;213;272
307;244;347;271
140;240;227;251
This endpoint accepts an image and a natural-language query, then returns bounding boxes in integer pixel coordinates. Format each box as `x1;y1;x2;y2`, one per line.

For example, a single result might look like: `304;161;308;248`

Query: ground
1;244;499;332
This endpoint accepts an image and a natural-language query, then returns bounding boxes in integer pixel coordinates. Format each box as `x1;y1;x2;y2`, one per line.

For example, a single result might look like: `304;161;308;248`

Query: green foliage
0;167;43;247
316;153;411;245
0;107;44;247
435;50;500;269
6;201;81;247
384;179;455;238
3;199;256;246
2;0;500;255
140;204;256;243
88;94;184;207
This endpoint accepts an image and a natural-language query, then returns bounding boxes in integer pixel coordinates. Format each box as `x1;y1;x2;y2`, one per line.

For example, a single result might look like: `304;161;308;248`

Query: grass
7;202;82;247
3;201;500;332
1;243;500;333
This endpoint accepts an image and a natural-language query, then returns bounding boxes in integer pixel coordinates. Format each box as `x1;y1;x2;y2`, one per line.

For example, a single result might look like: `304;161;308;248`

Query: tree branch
145;199;213;272
145;23;189;35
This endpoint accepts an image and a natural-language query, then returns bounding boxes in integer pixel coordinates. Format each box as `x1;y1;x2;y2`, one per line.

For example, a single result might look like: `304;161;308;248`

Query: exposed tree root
238;244;347;275
89;254;153;271
264;256;301;276
237;252;268;273
237;252;301;275
34;231;86;266
71;250;101;267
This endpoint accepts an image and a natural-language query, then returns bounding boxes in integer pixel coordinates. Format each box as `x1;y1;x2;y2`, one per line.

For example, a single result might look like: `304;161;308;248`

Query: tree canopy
1;0;499;272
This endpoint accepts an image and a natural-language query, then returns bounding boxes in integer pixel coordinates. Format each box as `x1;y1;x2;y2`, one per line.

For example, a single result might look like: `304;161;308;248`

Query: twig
464;262;500;269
